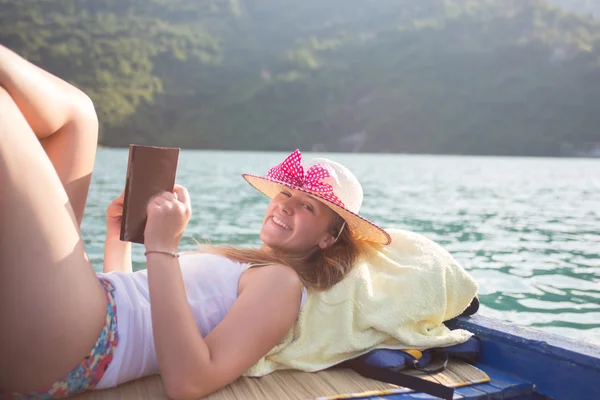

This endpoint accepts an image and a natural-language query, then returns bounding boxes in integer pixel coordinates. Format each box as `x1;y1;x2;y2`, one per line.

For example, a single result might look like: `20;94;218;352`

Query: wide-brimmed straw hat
242;149;391;245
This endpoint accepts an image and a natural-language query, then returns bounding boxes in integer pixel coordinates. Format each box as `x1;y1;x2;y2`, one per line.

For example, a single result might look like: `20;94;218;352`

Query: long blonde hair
198;214;373;291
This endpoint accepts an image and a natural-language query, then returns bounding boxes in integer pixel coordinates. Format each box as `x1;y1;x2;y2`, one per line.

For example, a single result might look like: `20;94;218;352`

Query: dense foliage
1;0;599;156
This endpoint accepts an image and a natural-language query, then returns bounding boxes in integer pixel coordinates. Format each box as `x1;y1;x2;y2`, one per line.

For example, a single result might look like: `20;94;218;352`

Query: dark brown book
120;144;180;244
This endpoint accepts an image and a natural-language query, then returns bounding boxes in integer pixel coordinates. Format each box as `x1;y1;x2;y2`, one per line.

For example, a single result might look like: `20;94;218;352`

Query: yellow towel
244;228;479;377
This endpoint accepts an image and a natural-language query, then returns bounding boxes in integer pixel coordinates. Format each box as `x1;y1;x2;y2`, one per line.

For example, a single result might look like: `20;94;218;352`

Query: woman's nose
279;198;296;214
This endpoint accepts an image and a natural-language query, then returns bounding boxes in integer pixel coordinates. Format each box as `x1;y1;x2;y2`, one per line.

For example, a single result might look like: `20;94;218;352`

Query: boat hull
445;315;600;400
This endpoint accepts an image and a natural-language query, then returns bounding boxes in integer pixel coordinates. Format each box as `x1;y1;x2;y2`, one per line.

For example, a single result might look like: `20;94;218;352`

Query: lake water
83;149;600;345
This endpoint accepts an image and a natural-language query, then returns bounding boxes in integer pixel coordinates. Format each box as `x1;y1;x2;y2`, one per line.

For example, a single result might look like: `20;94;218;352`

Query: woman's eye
280;191;291;197
303;204;314;212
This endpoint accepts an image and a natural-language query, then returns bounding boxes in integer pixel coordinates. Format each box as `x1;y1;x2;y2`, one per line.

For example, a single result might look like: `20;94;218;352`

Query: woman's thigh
0;87;108;393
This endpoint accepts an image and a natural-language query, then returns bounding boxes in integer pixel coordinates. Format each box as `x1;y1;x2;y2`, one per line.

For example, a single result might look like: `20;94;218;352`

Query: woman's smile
271;216;292;230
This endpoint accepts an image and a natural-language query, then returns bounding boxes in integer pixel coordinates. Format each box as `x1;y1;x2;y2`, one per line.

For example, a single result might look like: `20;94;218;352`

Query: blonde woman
0;46;390;400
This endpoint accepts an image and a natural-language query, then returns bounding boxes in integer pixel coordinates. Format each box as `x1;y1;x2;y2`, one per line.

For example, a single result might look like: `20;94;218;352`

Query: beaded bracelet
144;250;180;258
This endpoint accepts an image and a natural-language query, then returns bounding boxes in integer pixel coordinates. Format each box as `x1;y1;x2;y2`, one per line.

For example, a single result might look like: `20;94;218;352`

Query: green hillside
1;0;600;156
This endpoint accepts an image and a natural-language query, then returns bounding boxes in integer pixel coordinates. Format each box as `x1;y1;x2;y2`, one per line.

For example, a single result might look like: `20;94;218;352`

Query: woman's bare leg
0;45;98;225
0;48;108;392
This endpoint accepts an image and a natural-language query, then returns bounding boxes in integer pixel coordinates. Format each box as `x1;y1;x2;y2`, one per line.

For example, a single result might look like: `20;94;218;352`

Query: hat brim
242;174;391;245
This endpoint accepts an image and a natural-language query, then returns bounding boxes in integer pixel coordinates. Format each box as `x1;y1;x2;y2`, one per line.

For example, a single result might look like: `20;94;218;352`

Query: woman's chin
259;229;279;247
260;234;282;249
260;232;295;254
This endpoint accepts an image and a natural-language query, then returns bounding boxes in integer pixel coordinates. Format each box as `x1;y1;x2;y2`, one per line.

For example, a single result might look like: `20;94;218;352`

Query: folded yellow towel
245;228;479;377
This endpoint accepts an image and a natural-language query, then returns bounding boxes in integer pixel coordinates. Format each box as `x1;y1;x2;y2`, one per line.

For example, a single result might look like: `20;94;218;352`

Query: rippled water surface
83;149;600;345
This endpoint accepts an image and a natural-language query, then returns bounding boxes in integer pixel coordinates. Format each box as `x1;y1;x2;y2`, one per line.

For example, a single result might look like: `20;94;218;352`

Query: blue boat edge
445;315;600;400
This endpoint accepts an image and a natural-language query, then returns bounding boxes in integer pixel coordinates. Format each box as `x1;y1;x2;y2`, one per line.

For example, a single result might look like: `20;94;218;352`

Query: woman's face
260;187;338;255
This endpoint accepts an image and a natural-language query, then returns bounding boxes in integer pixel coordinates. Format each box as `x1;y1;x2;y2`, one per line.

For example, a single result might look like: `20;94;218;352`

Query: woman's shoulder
241;263;306;304
246;263;301;283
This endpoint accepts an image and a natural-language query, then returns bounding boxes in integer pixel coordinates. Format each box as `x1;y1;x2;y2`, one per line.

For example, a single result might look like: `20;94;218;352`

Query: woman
0;45;390;400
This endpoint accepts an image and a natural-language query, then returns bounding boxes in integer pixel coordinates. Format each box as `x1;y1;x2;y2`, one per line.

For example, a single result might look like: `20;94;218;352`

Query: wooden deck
361;363;535;399
71;314;599;400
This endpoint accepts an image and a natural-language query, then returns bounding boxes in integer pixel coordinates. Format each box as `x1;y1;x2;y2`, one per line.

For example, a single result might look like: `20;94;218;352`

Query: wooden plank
447;315;600;400
453;386;492;400
404;391;463;399
368;363;535;400
363;393;413;399
466;383;503;400
475;364;534;398
362;392;462;400
507;395;547;400
373;368;534;400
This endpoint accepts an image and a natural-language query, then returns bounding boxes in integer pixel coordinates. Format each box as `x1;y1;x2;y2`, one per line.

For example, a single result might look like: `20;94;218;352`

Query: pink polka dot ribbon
267;149;345;208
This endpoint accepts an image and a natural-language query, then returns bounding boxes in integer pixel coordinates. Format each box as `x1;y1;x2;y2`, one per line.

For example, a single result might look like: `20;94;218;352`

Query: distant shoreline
95;144;600;159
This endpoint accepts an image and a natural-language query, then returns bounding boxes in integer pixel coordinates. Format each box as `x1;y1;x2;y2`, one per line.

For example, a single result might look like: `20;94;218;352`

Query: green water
83;149;600;345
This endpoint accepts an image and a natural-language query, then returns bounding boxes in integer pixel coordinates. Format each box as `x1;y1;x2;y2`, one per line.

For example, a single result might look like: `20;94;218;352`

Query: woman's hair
198;213;374;290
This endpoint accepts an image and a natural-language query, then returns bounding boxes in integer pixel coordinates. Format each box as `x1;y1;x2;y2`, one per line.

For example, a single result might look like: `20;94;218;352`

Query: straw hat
243;149;391;245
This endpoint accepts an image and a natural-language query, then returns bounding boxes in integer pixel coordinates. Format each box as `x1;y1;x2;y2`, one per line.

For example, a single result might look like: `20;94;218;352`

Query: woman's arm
103;190;133;273
103;237;132;274
147;259;303;400
0;45;98;226
143;185;304;399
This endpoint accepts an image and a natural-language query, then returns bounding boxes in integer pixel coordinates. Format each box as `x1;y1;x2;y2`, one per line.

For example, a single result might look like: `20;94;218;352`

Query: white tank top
94;252;307;389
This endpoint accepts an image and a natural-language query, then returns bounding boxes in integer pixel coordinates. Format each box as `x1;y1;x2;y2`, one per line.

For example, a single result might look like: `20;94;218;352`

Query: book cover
120;144;180;244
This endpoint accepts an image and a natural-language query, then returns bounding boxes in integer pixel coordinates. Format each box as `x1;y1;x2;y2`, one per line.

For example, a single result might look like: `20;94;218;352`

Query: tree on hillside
1;0;599;156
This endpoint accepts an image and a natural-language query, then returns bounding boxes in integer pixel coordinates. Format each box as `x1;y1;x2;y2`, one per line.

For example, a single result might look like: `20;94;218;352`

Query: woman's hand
144;184;192;253
106;190;125;238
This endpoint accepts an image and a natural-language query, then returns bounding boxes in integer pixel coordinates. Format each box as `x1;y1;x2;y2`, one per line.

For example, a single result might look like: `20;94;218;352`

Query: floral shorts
3;279;119;400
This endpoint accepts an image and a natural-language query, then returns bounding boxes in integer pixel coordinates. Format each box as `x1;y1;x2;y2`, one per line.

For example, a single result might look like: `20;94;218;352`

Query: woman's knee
0;85;34;133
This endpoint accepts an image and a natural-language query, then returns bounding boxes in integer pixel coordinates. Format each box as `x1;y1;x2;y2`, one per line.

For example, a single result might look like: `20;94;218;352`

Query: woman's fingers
148;191;178;210
107;191;125;218
147;186;191;219
160;191;176;201
173;184;191;213
144;186;191;251
108;189;125;210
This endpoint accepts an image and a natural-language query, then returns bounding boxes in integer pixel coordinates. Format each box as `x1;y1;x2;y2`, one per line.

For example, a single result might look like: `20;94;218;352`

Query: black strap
414;353;449;374
351;363;454;400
